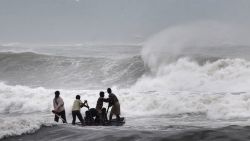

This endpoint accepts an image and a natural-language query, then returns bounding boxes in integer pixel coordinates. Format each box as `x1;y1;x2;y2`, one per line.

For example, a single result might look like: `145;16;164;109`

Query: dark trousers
72;110;84;125
54;110;67;123
97;108;108;124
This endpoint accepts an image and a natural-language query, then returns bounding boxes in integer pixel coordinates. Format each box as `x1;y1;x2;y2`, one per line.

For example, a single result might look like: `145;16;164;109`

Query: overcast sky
0;0;250;43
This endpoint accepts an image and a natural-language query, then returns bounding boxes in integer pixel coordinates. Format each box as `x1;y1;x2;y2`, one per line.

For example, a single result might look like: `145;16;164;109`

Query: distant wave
0;52;145;89
0;43;142;58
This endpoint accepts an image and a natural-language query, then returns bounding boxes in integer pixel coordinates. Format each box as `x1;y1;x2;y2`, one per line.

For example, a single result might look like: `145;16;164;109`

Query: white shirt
72;99;83;111
53;96;65;112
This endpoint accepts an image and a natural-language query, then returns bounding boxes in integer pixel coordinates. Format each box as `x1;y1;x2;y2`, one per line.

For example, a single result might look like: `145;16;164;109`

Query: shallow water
3;124;250;141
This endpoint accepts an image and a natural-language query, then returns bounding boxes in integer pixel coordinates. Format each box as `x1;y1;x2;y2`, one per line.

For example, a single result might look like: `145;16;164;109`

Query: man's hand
52;110;57;114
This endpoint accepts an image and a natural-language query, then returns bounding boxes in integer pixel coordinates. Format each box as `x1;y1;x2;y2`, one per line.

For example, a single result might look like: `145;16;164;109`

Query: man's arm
54;98;64;111
103;98;110;103
103;98;113;107
53;99;56;109
80;100;89;109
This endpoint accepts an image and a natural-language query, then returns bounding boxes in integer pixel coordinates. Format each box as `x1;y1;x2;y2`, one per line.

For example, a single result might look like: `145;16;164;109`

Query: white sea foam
1;81;250;139
133;58;250;92
0;114;53;139
0;83;98;139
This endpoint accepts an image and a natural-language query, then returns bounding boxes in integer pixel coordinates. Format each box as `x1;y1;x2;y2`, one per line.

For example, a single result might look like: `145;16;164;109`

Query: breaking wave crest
133;57;250;92
134;21;250;92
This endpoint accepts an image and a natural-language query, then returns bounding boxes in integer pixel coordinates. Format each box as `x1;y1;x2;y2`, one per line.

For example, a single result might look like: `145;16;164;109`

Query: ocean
1;24;250;141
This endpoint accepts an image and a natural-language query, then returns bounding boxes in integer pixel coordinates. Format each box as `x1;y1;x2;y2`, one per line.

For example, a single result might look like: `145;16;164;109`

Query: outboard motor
84;108;97;125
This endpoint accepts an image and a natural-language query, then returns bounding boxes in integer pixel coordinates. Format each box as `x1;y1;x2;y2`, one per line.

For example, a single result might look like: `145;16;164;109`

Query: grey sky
0;0;250;43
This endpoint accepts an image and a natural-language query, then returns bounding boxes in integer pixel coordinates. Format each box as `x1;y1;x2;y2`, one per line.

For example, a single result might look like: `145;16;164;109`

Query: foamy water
2;82;250;139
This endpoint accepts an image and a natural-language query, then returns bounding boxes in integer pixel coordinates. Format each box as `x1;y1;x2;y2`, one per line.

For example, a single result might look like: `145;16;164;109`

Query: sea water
1;22;250;140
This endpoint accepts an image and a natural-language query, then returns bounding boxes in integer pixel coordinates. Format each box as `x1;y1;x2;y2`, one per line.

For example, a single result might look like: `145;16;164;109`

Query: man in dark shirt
95;91;108;123
105;88;120;121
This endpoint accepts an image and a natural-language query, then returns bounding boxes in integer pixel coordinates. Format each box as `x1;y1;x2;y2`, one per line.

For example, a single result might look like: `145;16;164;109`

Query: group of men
52;88;120;125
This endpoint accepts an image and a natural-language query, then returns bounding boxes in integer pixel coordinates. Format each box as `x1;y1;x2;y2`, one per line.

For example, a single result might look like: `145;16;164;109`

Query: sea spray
141;21;250;71
135;21;250;92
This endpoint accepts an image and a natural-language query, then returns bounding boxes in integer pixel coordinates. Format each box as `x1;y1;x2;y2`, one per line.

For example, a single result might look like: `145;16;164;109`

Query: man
105;88;120;121
52;91;67;123
95;91;108;123
72;95;89;125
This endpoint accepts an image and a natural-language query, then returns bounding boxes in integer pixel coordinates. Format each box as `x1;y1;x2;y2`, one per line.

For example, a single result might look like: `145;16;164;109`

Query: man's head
55;91;60;98
99;91;104;97
76;95;80;99
107;88;112;94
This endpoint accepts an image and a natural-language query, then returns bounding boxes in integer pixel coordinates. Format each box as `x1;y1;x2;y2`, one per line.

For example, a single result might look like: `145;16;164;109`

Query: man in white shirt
72;95;89;125
52;91;67;123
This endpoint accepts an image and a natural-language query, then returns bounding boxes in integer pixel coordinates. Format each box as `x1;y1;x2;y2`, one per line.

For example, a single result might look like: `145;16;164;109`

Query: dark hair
99;91;104;97
55;91;60;97
107;88;112;93
76;95;80;99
